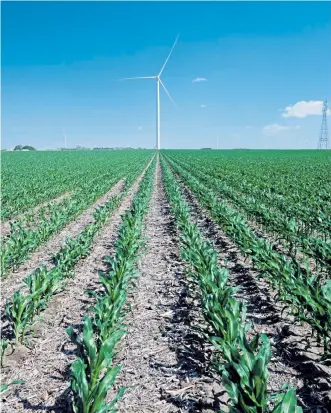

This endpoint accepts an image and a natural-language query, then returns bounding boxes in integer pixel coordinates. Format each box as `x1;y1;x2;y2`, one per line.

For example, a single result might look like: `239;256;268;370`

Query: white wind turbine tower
119;35;179;150
63;131;67;149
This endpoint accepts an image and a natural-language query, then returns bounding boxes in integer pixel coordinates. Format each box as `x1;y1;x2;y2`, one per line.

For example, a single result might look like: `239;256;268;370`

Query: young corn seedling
67;317;125;413
24;267;64;314
0;340;9;367
5;290;35;343
165;155;331;362
160;156;302;413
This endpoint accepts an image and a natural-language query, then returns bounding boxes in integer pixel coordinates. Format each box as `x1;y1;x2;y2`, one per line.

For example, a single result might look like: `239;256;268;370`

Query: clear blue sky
2;1;331;149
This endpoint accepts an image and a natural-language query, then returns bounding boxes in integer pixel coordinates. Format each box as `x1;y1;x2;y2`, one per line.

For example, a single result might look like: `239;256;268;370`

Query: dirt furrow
114;159;221;413
167;159;329;276
0;172;147;412
1;191;71;238
244;218;329;277
178;178;331;412
0;180;124;307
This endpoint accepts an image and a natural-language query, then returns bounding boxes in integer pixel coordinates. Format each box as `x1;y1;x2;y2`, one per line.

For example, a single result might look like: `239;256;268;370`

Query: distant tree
14;145;36;151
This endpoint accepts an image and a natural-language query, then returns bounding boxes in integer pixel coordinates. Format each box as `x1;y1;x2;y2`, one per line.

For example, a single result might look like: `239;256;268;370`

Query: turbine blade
159;78;177;108
158;34;179;77
117;76;156;81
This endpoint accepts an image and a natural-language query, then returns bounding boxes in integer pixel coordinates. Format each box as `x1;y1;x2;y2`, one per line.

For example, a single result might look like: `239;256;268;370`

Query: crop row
163;154;331;362
67;156;156;412
1;154;152;276
166;151;331;239
3;194;122;347
2;156;154;349
166;155;331;273
1;150;154;220
160;155;302;412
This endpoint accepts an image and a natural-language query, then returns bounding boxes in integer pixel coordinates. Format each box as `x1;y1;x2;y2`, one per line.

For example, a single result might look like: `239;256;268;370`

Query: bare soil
176;175;331;412
1;192;71;238
168;160;329;276
0;174;144;412
1;157;329;413
114;159;224;413
0;180;124;308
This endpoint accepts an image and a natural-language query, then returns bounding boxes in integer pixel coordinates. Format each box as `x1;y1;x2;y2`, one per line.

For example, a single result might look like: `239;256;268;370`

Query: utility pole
318;99;329;150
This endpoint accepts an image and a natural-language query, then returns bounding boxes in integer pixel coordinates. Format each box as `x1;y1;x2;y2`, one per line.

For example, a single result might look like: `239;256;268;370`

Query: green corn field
1;149;330;412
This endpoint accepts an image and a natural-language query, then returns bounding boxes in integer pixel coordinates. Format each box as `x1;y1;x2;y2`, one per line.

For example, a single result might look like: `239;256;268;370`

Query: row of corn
1;154;152;276
164;151;330;239
160;155;302;412
2;150;153;220
1;157;153;351
167;155;331;273
163;154;331;363
66;156;156;412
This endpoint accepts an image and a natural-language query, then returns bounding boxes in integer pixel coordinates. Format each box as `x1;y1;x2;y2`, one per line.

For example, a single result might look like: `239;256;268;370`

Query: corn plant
67;317;125;413
168;154;331;273
160;156;302;412
164;154;331;361
163;150;331;239
2;150;154;220
0;339;9;367
24;267;64;313
5;291;35;343
66;156;156;412
1;152;154;276
2;170;145;349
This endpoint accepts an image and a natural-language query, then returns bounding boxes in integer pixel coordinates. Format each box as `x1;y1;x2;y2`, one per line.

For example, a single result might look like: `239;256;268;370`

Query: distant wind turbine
118;35;179;150
61;130;67;149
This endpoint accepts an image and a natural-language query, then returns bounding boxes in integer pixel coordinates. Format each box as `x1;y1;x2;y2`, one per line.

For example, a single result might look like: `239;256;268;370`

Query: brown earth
0;180;124;308
114;159;224;413
0;171;146;412
174;169;331;412
1;192;71;238
1;156;329;413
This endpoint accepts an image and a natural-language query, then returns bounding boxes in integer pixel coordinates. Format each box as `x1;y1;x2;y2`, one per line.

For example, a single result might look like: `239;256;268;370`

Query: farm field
0;149;331;412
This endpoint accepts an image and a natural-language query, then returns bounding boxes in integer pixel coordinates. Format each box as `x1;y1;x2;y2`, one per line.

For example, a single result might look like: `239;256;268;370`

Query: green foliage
0;340;9;367
0;380;25;393
1;151;153;275
166;152;331;272
2;150;154;220
66;156;156;412
5;290;35;343
67;317;125;413
163;153;331;361
2;156;155;346
160;155;301;413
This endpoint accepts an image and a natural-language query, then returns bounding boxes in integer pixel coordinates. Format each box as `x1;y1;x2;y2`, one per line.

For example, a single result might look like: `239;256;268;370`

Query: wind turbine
61;129;67;149
119;35;179;150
